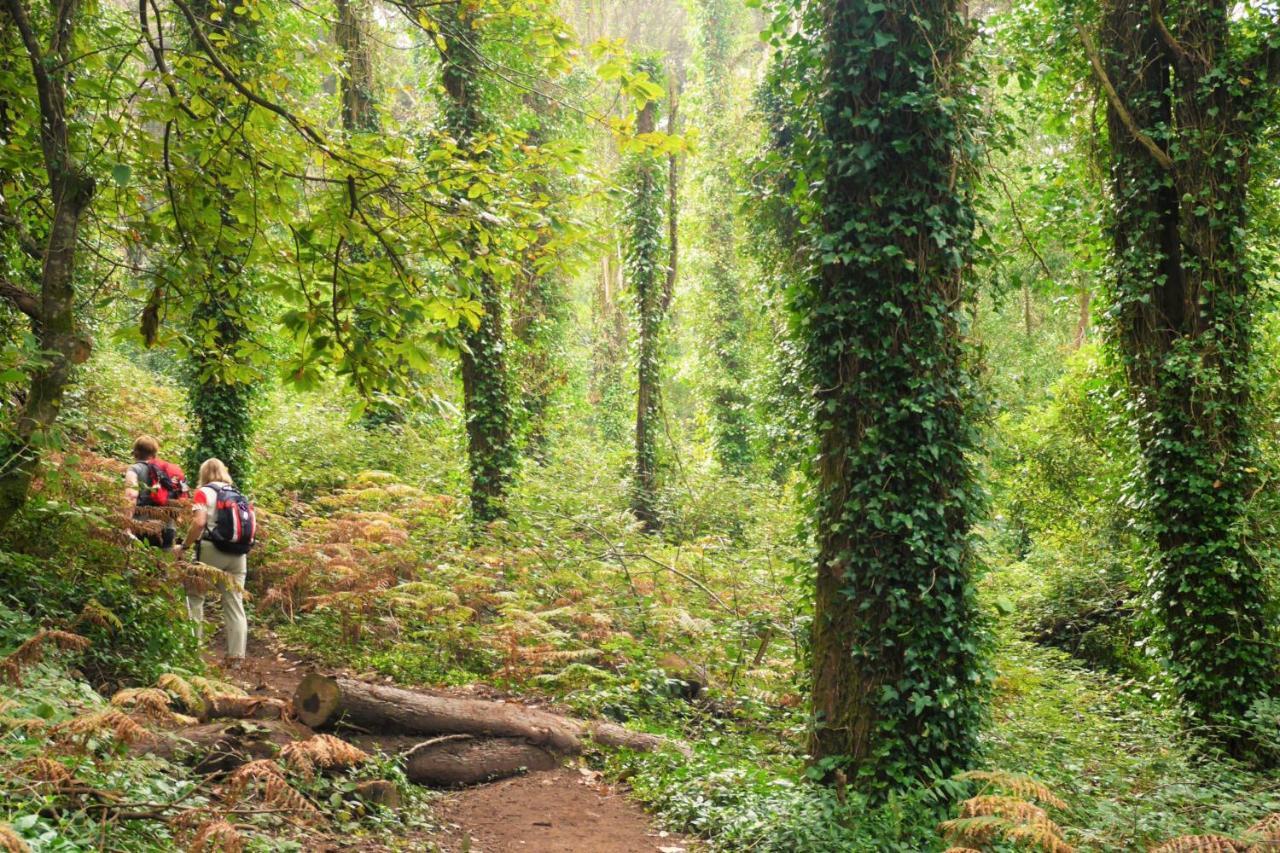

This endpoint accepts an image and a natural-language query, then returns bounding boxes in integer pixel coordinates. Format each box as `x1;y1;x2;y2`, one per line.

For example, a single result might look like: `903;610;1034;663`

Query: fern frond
1243;812;1280;845
17;757;72;787
956;770;1068;810
1151;836;1245;853
158;673;206;715
1005;817;1073;852
187;819;243;853
0;716;47;734
961;795;1048;824
75;599;123;632
53;709;150;744
111;687;173;717
940;814;1010;845
0;823;29;853
0;629;91;685
225;759;286;800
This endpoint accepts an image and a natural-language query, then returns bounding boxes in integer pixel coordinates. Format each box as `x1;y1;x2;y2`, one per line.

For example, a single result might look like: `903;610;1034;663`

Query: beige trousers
185;543;248;659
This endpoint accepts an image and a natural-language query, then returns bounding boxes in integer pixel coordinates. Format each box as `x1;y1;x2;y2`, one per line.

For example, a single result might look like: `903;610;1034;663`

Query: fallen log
294;673;684;757
403;735;558;787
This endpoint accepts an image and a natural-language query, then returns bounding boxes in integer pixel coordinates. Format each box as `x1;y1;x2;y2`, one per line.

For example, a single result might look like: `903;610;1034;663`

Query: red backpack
140;459;189;506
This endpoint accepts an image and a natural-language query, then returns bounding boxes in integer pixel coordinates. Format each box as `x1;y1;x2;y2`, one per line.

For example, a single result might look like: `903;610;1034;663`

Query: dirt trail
213;628;692;853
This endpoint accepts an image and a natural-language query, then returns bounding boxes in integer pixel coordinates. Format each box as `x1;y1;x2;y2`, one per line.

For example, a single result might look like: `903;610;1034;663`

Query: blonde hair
198;458;233;487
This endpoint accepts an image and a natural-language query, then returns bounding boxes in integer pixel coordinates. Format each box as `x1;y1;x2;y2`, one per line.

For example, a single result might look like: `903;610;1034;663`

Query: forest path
212;628;692;853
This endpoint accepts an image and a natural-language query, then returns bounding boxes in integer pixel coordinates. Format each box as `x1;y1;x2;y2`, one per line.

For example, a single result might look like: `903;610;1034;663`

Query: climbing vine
435;3;518;522
1092;0;1280;739
696;0;752;473
781;0;988;793
175;0;265;487
623;57;668;531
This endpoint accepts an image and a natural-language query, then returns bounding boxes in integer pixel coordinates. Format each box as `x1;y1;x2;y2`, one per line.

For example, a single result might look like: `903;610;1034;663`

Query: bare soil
432;768;688;853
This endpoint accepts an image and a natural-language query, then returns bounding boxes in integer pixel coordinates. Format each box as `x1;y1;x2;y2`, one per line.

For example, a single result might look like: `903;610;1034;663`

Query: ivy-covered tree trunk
438;5;516;522
180;0;261;485
624;77;668;532
1090;0;1280;737
697;0;751;472
511;93;569;452
805;0;984;793
336;0;377;134
0;0;95;531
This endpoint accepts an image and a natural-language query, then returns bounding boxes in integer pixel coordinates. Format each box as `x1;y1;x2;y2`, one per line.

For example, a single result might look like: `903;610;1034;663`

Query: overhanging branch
1077;23;1175;171
0;277;42;321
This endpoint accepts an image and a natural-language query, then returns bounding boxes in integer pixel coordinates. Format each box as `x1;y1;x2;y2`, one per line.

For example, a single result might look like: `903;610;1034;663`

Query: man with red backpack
124;435;189;548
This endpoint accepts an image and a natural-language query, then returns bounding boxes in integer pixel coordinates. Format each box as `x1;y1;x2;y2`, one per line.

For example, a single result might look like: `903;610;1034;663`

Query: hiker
175;458;257;665
124;435;187;548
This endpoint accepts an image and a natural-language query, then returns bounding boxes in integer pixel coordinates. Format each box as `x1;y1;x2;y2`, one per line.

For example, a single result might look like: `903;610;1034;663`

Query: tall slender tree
436;5;517;521
801;0;985;792
0;0;96;529
696;0;751;471
1085;0;1280;737
623;60;668;531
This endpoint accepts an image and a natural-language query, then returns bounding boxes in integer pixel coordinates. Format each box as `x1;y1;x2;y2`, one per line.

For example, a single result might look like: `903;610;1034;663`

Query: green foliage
0;457;200;686
694;0;753;472
987;347;1150;677
614;748;941;852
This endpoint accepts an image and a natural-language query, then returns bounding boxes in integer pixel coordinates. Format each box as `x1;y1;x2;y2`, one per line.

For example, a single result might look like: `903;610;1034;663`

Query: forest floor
213;626;692;853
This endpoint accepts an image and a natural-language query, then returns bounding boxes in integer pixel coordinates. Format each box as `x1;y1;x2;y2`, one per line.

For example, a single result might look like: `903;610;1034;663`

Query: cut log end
294;673;342;729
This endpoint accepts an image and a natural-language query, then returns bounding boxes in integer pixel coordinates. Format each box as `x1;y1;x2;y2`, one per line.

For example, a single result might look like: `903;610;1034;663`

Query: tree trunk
438;4;515;522
403;735;559;787
625;69;667;531
1093;0;1278;737
335;0;377;133
698;0;752;472
293;674;679;756
0;0;95;531
806;0;983;795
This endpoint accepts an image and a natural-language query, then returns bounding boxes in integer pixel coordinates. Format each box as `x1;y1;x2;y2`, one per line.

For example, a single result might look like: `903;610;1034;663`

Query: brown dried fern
17;757;72;787
0;629;90;685
0;824;29;853
1243;812;1280;847
52;709;151;745
961;795;1048;824
186;819;244;853
1151;836;1246;853
956;770;1068;810
280;734;368;778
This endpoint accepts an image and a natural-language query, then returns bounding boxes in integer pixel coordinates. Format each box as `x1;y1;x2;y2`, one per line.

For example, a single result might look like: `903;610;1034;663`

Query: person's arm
176;504;207;560
124;466;139;504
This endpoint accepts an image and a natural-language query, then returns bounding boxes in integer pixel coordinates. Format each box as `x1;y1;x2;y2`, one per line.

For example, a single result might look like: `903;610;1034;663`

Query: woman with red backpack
175;458;257;666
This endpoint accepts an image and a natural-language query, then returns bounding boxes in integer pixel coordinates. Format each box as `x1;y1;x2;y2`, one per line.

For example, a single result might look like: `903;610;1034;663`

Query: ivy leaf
111;164;131;187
